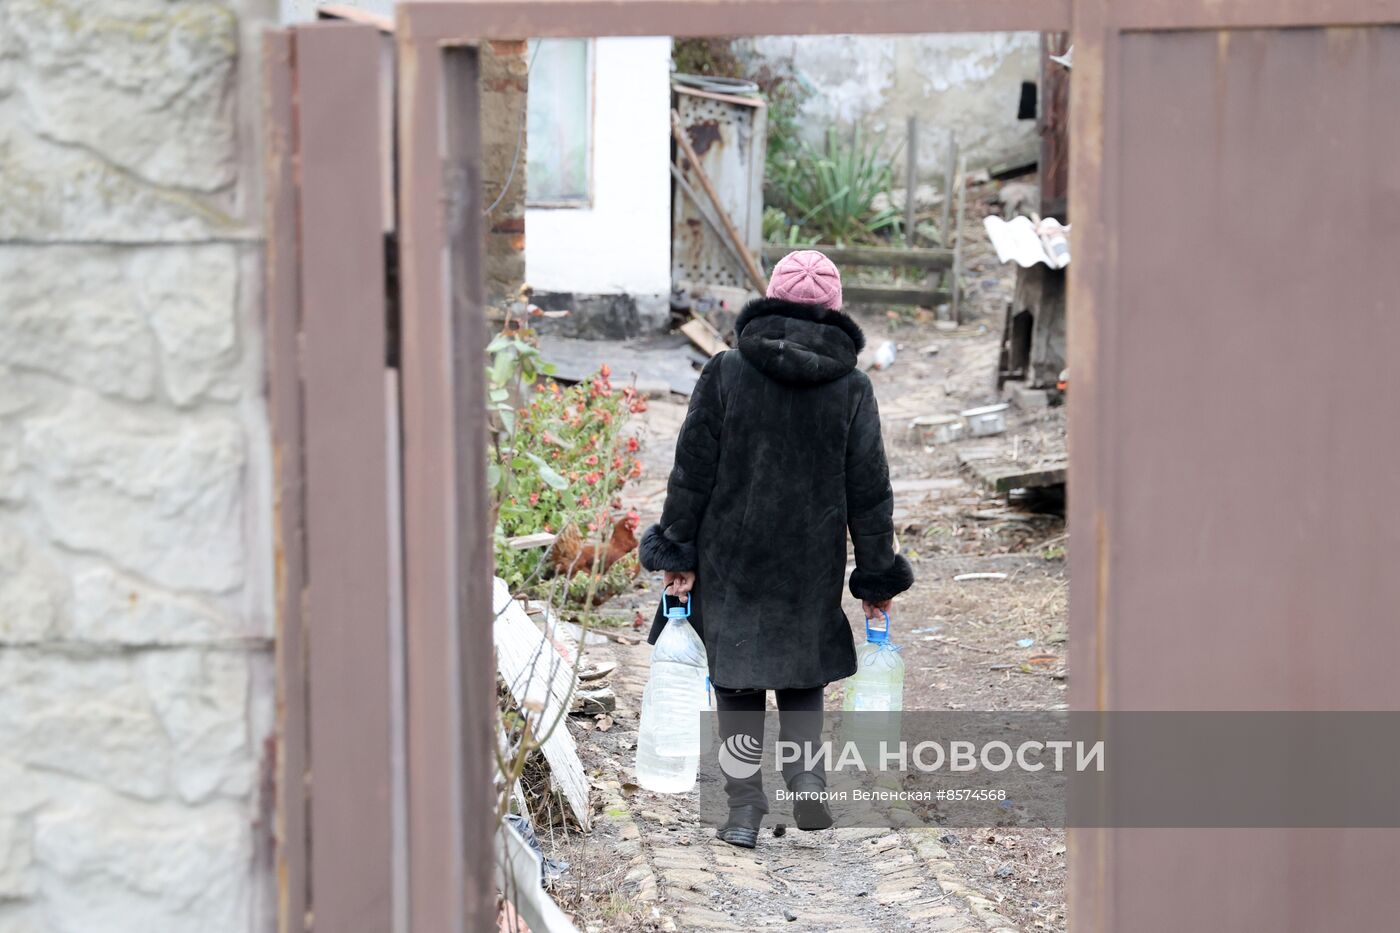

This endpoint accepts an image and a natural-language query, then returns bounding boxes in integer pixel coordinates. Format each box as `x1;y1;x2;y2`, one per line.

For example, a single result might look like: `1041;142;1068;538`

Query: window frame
524;37;596;209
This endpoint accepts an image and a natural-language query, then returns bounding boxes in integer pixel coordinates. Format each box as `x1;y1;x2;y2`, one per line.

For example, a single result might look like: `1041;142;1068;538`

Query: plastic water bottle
843;611;905;711
636;595;710;793
842;612;904;760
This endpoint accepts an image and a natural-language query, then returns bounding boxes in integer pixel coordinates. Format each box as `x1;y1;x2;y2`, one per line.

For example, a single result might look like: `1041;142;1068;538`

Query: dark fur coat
639;297;914;689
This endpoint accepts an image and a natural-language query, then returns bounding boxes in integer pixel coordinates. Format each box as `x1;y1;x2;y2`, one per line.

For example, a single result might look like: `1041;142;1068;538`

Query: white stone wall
0;1;277;931
740;33;1041;179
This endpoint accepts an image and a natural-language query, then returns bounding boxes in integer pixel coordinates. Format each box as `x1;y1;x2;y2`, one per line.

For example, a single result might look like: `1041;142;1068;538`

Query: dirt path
553;637;1023;933
542;182;1068;930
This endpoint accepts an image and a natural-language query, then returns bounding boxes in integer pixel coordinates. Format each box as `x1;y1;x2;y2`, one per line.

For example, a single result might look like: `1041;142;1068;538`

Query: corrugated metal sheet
671;85;767;290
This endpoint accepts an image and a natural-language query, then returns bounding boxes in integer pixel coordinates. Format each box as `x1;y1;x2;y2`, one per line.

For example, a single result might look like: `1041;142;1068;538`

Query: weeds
766;127;901;246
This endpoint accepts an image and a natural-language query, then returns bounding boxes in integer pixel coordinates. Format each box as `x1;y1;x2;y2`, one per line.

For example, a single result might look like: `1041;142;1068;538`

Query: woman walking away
639;249;913;848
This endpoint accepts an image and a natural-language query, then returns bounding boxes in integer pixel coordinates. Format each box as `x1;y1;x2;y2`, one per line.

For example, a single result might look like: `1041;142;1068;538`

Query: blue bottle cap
662;593;691;619
865;610;892;644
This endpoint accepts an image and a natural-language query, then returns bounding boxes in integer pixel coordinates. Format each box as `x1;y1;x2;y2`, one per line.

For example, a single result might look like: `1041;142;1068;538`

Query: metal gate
265;2;1400;932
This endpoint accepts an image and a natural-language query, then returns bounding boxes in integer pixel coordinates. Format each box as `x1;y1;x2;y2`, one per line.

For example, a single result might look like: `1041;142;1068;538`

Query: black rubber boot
788;772;834;831
716;805;764;849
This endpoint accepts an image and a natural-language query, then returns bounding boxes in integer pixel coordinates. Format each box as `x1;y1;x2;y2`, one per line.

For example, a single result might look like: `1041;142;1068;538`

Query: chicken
547;512;640;579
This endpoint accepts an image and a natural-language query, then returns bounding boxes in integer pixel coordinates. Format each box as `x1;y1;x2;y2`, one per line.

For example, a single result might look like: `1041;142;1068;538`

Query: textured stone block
72;567;240;646
0;248;158;401
0;246;240;405
21;393;245;593
0;124;239;241
133;246;240;405
0;759;45;901
0;526;67;644
0;652;171;799
141;650;252;803
0;650;252;803
4;0;238;192
32;785;250;933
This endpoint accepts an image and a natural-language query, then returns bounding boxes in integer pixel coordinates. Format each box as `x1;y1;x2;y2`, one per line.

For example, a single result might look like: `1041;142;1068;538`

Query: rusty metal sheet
673;86;767;291
295;21;396;933
1069;24;1400;933
396;0;1072;41
395;26;496;932
260;28;309;933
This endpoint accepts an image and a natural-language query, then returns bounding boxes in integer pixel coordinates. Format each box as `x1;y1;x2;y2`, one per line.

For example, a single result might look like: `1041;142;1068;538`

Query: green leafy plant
766;127;901;246
487;339;648;605
762;206;819;246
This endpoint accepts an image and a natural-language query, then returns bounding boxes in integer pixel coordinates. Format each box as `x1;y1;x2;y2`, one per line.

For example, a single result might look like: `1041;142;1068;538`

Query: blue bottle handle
662;593;691;619
865;609;892;644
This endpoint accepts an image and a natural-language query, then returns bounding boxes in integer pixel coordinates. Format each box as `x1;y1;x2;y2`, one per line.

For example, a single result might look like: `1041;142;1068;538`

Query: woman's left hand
664;570;696;602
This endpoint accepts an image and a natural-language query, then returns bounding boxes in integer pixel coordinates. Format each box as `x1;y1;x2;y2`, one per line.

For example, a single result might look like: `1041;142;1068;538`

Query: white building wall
0;0;278;930
526;37;674;296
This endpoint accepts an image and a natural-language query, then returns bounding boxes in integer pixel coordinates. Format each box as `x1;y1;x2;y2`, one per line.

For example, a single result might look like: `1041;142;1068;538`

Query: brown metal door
1069;13;1400;932
263;21;399;933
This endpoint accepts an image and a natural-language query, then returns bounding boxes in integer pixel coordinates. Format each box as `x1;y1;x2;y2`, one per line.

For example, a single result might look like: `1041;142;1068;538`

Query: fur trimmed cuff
639;524;697;572
849;554;915;602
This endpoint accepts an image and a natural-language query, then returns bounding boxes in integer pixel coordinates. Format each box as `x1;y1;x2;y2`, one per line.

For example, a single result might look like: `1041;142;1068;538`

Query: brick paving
596;640;1022;933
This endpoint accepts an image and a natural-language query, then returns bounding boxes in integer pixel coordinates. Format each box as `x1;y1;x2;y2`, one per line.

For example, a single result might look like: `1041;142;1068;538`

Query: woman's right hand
862;598;893;619
664;570;696;602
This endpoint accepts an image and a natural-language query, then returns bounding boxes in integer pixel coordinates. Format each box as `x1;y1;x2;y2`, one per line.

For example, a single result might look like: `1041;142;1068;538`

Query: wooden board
492;579;591;828
680;317;728;357
843;284;949;307
958;449;1067;494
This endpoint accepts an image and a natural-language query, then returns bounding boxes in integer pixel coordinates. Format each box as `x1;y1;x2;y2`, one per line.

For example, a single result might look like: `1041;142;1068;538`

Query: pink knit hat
765;249;843;311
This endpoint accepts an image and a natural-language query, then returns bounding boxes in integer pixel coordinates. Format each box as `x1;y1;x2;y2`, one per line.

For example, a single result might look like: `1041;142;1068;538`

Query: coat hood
734;297;865;385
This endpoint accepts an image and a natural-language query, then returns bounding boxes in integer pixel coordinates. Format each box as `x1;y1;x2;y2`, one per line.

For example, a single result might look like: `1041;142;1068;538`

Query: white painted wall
526;37;673;296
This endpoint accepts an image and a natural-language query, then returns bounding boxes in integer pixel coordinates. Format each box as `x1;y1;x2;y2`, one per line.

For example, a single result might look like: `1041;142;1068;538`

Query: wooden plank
904;115;918;245
261;28;309;933
492;579;590;826
761;243;953;270
295;22;395;933
842;284;948;307
951;155;968;323
680;317;727;357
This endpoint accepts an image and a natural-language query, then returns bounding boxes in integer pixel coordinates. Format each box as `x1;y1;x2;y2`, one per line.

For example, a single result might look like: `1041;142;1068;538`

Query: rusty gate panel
287;20;398;933
261;29;308;933
1070;24;1400;933
672;84;767;290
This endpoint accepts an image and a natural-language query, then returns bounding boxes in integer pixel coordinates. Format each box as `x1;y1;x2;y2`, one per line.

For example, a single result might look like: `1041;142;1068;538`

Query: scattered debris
954;572;1009;582
497;817;576;932
507;531;557;550
871;340;898;370
538;334;701;396
961;402;1009;437
680;316;728;357
578;660;617;682
1016;637;1036;648
493;579;591;827
571;686;617;716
